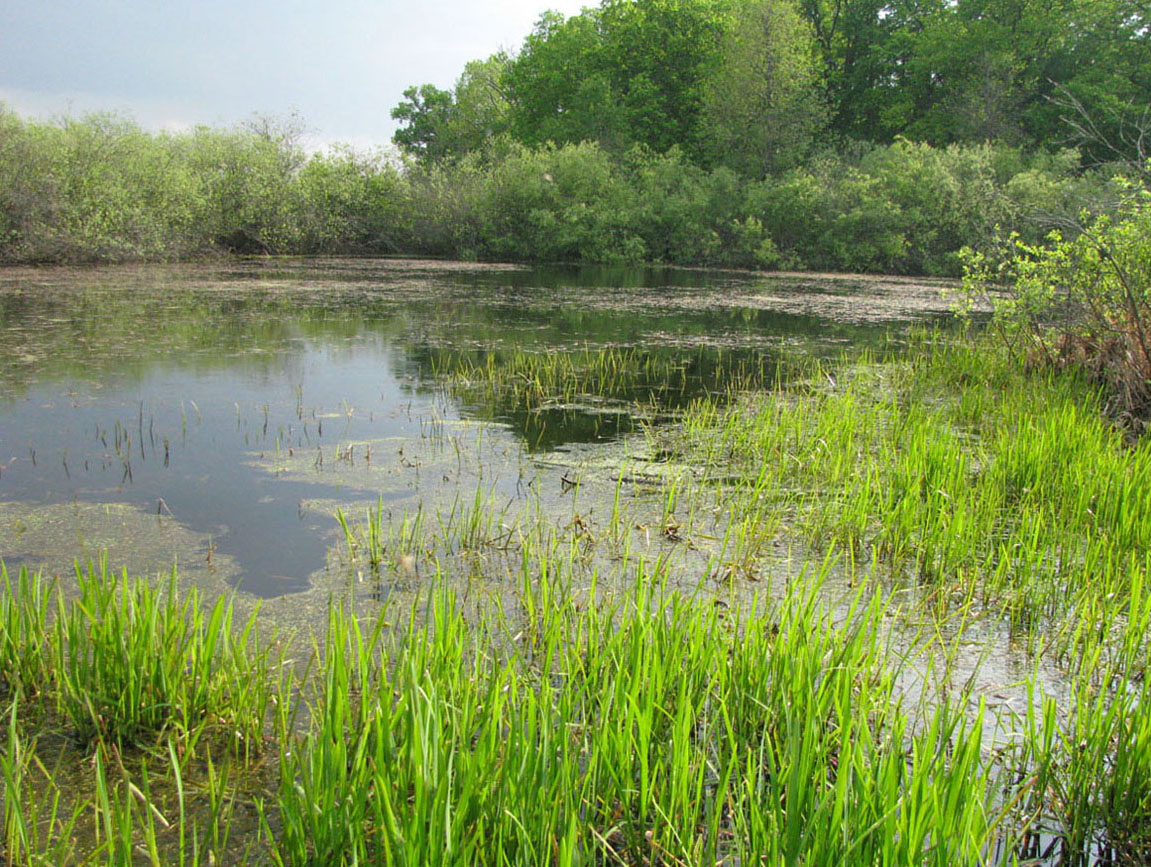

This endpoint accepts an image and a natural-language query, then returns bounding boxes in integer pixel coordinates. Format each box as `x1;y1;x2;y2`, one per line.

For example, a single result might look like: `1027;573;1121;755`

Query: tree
596;0;732;156
797;0;894;141
0;105;55;261
961;186;1151;424
504;0;731;157
1040;0;1151;166
391;84;457;163
187;118;305;254
702;0;827;177
392;55;515;165
450;55;514;155
504;9;628;149
884;0;1061;145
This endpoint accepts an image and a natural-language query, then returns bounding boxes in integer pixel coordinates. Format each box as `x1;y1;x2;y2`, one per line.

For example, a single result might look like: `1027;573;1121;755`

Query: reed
259;544;1015;865
1;699;87;865
671;336;1151;633
0;550;1142;862
0;565;54;698
54;560;271;753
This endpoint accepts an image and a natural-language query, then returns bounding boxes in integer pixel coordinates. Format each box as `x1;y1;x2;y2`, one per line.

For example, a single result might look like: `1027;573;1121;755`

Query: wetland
0;258;939;601
1;258;1148;865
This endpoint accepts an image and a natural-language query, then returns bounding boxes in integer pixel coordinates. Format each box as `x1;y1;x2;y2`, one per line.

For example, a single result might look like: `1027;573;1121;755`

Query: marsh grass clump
1014;572;1151;863
1;699;88;865
670;336;1151;631
0;545;1145;863
0;562;275;865
267;561;1005;866
54;561;271;753
435;345;777;419
641;332;1151;859
0;564;54;699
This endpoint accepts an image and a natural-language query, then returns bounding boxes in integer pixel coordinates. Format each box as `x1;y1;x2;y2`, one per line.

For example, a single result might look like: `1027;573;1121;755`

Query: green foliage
961;177;1151;419
858;139;1003;274
391;84;456;163
0;106;414;263
295;146;410;253
702;0;827;177
54;562;270;751
476;141;643;263
185;115;307;254
798;0;893;140
503;0;731;157
449;56;514;156
391;57;515;167
0;108;209;262
623;147;743;265
399;0;1151;166
395;137;1099;274
0;97;1119;275
504;10;624;149
792;0;1151;157
746;141;1044;274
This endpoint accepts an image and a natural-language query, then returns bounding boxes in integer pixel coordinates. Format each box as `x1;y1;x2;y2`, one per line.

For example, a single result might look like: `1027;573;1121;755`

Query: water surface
0;258;958;599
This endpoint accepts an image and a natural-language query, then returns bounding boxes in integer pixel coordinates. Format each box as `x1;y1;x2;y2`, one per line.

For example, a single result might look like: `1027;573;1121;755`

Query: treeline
3;0;1146;273
393;0;1149;173
0;109;409;263
402;138;1111;274
0;104;1120;275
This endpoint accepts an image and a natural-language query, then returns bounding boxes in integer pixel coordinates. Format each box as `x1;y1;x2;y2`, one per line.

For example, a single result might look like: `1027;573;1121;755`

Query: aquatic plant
0;565;53;698
54;560;271;752
1;334;1149;863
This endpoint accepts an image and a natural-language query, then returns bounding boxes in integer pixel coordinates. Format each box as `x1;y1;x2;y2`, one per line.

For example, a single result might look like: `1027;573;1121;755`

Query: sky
0;0;588;151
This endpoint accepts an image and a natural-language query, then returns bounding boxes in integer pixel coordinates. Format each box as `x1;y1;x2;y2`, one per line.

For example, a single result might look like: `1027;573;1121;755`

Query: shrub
961;178;1151;425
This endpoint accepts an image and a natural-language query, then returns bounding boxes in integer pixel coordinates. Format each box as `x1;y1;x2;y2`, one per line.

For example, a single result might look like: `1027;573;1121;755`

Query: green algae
0;501;240;600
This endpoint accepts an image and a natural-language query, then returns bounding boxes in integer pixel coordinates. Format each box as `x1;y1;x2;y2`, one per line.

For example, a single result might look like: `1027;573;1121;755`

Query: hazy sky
0;0;588;150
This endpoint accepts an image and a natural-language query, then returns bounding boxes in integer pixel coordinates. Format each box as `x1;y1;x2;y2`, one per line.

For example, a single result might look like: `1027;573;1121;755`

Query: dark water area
0;257;961;597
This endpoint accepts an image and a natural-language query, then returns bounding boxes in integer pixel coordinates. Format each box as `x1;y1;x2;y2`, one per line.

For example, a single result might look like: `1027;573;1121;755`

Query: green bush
296;146;411;254
0;104;1106;275
961;177;1151;423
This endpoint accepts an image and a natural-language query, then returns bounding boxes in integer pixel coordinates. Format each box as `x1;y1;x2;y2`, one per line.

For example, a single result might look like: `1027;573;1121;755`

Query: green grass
262;561;1005;866
0;565;54;699
0;551;1147;863
2;334;1150;864
54;561;271;754
669;338;1151;632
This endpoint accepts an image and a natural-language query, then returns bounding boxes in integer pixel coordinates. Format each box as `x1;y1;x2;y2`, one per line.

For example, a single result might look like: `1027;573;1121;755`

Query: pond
5;259;1145;865
0;257;957;606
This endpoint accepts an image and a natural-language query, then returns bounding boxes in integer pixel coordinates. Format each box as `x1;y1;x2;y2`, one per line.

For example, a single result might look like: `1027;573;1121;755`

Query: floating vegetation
0;501;241;599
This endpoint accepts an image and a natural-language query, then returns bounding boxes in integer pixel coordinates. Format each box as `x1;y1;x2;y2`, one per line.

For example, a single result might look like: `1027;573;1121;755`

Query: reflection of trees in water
0;261;901;404
0;283;401;396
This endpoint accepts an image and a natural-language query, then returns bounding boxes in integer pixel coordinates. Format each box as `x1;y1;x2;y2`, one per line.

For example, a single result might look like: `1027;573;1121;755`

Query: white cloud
0;0;588;145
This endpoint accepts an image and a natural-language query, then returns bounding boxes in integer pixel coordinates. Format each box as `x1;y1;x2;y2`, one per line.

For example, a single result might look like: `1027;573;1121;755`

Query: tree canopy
392;0;1151;172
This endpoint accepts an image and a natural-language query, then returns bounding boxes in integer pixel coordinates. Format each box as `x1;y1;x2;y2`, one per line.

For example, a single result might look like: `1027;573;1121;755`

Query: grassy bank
2;335;1150;865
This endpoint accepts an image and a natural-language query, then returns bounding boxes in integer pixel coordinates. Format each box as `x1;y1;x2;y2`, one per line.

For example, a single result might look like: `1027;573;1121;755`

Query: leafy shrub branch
961;177;1151;425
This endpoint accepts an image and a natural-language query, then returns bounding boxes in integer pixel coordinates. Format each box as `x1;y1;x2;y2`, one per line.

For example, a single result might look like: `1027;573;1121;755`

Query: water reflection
0;258;959;596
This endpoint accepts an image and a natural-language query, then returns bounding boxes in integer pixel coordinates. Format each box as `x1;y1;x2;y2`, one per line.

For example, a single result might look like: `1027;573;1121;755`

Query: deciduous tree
702;0;827;176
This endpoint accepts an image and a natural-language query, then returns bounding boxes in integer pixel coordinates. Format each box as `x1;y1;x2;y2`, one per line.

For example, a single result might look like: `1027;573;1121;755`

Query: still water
0;258;957;599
